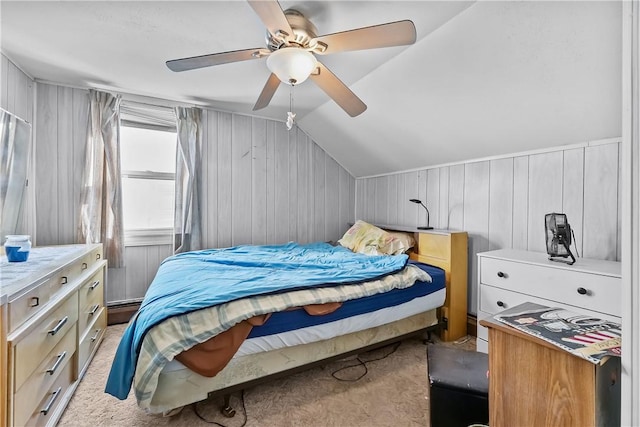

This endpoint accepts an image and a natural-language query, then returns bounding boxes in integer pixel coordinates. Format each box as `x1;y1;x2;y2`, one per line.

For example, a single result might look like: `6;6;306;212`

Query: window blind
120;101;176;132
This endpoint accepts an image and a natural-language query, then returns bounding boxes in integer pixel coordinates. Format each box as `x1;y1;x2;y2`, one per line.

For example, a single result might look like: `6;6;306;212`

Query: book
493;302;621;365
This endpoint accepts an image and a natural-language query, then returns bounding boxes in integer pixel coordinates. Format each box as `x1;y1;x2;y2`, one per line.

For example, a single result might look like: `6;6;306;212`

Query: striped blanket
134;263;430;412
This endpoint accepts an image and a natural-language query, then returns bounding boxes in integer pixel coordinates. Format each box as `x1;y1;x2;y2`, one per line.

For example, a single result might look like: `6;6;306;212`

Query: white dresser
0;244;107;427
476;249;621;353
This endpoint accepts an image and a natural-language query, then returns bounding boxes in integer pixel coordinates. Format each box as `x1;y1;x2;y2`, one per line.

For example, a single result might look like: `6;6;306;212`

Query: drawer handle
48;316;68;336
89;280;100;290
40;386;62;416
89;304;100;316
81;262;88;270
46;351;67;375
96;253;101;260
60;276;68;285
30;297;40;307
577;287;589;295
497;271;506;278
496;300;506;308
90;328;102;342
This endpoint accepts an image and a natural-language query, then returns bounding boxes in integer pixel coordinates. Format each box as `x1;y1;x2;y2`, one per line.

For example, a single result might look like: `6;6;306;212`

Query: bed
105;222;468;416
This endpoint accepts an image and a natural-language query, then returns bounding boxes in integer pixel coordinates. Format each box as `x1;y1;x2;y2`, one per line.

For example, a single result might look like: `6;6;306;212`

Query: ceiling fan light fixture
267;48;317;86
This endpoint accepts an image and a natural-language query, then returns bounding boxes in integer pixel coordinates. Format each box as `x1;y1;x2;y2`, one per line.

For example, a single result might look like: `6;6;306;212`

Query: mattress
248;262;445;338
152;310;439;413
163;264;445;373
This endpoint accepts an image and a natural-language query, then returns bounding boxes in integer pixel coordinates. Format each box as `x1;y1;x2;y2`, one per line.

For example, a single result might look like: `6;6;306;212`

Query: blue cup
4;235;31;262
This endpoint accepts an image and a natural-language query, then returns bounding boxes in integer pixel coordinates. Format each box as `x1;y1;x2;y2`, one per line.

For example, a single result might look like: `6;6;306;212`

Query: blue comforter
105;242;408;399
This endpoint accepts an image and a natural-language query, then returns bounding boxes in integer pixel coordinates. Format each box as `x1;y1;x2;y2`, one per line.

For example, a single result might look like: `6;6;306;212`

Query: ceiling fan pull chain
286;85;296;131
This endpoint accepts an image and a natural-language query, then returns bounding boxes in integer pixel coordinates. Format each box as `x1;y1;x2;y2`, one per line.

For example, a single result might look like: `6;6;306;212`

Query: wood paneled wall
355;139;622;314
34;84;89;245
31;83;355;304
1;55;33;122
199;110;355;250
11;76;625;312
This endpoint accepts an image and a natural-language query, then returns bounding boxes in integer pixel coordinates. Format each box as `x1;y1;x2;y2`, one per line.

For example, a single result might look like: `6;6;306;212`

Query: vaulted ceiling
0;1;622;177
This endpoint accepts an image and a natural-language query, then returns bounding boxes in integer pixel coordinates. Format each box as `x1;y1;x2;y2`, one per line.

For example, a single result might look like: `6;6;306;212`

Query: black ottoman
427;344;489;427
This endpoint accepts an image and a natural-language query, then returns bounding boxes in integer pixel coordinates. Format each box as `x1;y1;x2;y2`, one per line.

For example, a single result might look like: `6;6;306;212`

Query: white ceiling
0;1;471;116
0;1;623;177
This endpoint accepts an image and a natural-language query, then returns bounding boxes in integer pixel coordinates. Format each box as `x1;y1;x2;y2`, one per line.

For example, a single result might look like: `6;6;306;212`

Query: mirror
0;108;32;240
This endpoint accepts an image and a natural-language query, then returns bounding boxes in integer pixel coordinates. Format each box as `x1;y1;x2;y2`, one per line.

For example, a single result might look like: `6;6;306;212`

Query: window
120;123;176;246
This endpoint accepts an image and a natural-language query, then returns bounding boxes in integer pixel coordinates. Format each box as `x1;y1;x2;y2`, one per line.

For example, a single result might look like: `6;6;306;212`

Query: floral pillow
383;231;416;255
338;221;415;255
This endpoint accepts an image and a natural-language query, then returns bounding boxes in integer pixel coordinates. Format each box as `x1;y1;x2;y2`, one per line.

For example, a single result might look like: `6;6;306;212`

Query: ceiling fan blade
310;62;367;117
253;73;281;111
247;0;294;41
166;48;269;72
312;20;416;55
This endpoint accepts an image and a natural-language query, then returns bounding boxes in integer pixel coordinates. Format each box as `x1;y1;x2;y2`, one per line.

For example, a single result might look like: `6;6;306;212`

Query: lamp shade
267;48;317;86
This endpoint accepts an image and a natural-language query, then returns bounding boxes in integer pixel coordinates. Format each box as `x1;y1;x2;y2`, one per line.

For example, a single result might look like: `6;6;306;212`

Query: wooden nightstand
480;317;621;427
375;224;468;342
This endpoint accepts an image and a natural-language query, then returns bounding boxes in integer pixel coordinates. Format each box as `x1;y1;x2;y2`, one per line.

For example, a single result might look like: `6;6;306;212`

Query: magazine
493;302;621;365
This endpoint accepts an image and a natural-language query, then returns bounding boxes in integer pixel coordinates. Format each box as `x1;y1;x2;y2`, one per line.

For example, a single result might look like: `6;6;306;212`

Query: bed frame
150;228;468;415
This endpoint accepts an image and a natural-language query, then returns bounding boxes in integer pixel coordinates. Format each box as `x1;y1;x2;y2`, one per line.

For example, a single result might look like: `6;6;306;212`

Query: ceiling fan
166;0;417;117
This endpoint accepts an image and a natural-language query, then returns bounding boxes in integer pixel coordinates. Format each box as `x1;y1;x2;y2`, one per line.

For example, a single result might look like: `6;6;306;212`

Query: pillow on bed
383;231;416;255
337;220;387;255
338;221;415;255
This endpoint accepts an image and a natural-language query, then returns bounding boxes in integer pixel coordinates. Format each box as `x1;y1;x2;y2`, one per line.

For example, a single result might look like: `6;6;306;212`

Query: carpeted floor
58;324;475;427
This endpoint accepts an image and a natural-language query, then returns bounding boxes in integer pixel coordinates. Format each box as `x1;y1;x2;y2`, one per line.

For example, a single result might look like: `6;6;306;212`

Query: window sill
124;229;173;247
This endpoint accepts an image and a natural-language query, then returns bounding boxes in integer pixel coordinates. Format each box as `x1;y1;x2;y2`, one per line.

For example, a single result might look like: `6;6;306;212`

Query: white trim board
621;1;639;425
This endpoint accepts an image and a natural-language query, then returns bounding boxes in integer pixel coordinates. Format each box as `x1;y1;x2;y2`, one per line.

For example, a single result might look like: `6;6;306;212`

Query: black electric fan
545;213;576;265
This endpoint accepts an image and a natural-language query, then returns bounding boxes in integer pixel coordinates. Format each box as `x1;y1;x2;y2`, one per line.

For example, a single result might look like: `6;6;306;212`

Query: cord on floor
192;341;403;423
192;389;248;427
331;341;402;382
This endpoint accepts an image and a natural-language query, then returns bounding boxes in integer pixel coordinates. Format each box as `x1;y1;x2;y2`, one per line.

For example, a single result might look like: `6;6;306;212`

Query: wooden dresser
0;244;107;427
476;249;621;353
375;225;468;342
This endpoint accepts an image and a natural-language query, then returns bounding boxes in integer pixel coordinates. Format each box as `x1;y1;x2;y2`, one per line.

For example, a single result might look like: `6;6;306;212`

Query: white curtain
78;89;125;267
174;106;203;253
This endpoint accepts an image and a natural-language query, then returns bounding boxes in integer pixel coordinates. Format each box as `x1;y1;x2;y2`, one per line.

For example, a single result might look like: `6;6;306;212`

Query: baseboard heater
107;300;142;325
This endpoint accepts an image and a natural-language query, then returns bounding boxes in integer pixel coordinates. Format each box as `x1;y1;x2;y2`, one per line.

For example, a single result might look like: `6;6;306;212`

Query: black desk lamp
409;199;433;230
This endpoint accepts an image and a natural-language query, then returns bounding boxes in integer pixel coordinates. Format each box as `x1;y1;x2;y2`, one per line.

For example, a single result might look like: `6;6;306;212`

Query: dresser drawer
17;360;74;427
477;285;622;354
78;269;104;336
480;257;620;316
78;247;104;277
49;247;104;294
479;285;621;323
8;281;52;334
13;292;78;391
48;264;78;296
13;324;76;426
9;255;100;332
78;307;107;374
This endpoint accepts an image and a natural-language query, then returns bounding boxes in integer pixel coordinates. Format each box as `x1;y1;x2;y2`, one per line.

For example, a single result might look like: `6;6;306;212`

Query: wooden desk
480;317;620;427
